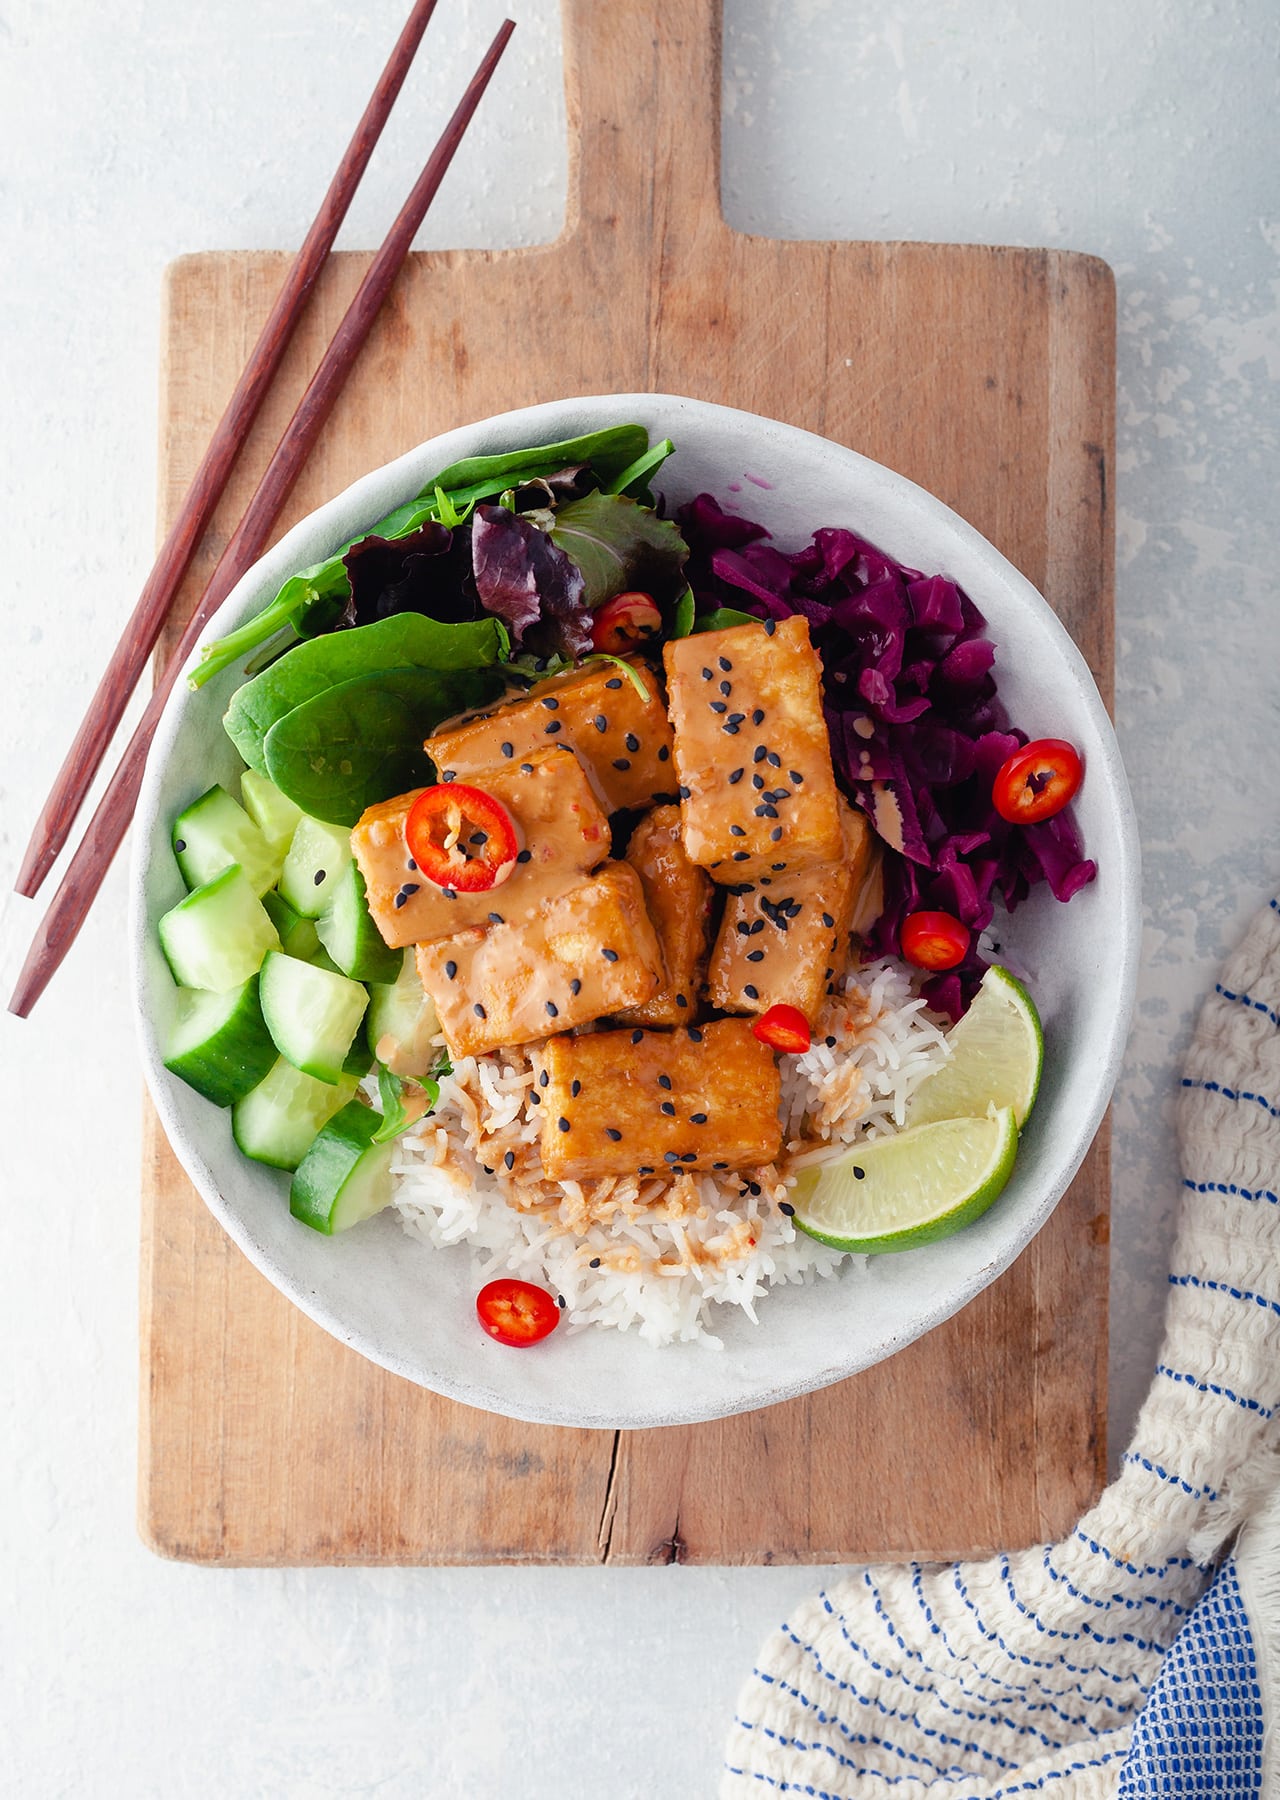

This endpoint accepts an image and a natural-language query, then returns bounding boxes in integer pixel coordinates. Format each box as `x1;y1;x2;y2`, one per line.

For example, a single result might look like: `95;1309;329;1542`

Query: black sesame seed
722;723;740;735
753;746;767;764
764;619;776;635
520;762;534;774
174;839;186;853
539;1069;549;1087
660;1101;675;1116
443;887;457;900
718;656;732;671
489;911;504;924
501;741;514;757
735;920;751;937
658;1073;672;1089
686;1027;703;1042
625;732;640;752
710;700;727;714
445;959;458;981
747;1181;762;1197
557;1116;570;1132
727;713;745;726
822;912;835;928
544;719;563;734
790;770;804;784
546;1001;559;1018
557;1295;566;1308
724;768;745;791
631;1030;643;1044
700;667;713;680
470;831;488;846
767;752;781;768
675;991;689;1009
638;1164;653;1174
732;850;749;861
719;679;732;696
752;709;765;726
779;1201;796;1216
393;891;407;910
605;1128;622;1141
482;1165;494;1176
678;785;691;800
314;869;326;886
593;714;609;733
853;1166;866;1181
569;978;581;995
730;824;745;837
407;858;418;872
441;769;456;782
613;757;632;770
605;676;623;689
602;947;618;962
772;862;785;872
681;1152;697;1162
664;1151;680;1163
657;745;670;761
744;984;759;999
571;1079;581;1097
689;1112;707;1125
541;696;559;710
529;1091;541;1105
516;849;532;864
504;1150;515;1170
752;774;765;790
473;1003;487;1019
713;1161;729;1171
746;950;765;963
590;1257;601;1268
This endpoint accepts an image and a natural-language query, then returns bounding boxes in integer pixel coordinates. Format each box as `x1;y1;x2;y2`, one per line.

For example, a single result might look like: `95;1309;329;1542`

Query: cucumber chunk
342;1017;375;1079
232;1058;358;1170
366;950;441;1078
278;816;353;919
258;949;368;1084
290;1100;395;1234
158;865;280;992
173;785;281;896
261;888;321;962
240;770;304;857
315;862;401;984
162;975;278;1107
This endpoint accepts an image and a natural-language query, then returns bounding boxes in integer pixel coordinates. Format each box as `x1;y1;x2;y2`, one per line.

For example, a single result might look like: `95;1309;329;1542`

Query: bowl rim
129;390;1141;1429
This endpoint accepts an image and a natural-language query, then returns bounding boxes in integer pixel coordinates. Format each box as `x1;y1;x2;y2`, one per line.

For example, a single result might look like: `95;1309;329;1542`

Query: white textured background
2;1;1277;1794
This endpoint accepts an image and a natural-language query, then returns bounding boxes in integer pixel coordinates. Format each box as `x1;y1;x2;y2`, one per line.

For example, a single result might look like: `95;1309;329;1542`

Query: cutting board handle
561;0;722;236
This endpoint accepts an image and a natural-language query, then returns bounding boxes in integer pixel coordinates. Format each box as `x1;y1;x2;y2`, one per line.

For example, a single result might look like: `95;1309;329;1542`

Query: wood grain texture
139;0;1114;1566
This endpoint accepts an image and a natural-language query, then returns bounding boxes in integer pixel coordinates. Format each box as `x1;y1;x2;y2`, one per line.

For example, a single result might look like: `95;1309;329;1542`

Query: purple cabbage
678;494;1097;1013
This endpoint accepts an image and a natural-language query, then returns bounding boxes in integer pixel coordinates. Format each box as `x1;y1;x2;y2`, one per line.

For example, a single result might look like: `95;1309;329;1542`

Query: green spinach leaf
693;606;759;633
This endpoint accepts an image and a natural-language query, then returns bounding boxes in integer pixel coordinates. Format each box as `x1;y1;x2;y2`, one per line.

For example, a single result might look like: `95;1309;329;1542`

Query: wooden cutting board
139;0;1114;1565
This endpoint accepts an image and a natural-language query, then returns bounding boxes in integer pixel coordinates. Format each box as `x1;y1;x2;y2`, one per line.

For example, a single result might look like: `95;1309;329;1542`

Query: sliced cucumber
240;769;304;857
162;975;278;1107
258;949;368;1084
232;1058;359;1170
342;1017;375;1079
366;950;441;1079
289;1100;396;1234
172;785;281;896
315;861;401;984
158;865;280;992
278;816;353;919
261;888;322;962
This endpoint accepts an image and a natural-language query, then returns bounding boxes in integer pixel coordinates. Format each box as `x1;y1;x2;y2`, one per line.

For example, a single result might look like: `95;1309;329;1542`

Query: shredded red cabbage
678;494;1097;1014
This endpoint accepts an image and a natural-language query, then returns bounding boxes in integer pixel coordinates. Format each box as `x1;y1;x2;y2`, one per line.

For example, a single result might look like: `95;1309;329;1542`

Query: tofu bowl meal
131;393;1140;1429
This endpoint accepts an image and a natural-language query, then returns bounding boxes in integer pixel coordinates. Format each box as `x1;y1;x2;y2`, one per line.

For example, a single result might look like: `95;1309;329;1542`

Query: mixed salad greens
157;420;1094;1252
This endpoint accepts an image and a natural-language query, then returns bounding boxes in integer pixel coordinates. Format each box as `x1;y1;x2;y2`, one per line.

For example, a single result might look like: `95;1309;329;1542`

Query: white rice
386;957;951;1346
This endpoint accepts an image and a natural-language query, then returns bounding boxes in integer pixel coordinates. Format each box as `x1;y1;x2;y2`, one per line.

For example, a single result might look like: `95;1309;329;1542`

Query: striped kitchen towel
722;894;1280;1798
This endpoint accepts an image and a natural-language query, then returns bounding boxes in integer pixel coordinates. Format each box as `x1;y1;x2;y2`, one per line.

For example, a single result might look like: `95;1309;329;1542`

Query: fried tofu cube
415;862;663;1059
663;615;843;883
428;658;675;815
613;805;715;1027
533;1018;782;1181
351;746;610;950
708;800;873;1022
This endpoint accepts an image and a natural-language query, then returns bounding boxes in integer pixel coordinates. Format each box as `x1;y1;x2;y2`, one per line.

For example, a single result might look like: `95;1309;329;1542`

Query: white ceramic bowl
131;393;1140;1430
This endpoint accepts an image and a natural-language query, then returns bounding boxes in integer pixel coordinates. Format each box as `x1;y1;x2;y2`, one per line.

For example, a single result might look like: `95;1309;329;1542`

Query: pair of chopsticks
8;4;515;1019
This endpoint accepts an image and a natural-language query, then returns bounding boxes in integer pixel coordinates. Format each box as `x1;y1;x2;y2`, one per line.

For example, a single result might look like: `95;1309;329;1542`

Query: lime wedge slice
905;964;1043;1131
791;1107;1019;1254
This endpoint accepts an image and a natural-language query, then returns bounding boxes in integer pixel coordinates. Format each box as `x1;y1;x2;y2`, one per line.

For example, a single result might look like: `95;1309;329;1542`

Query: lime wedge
791;1107;1019;1254
905;964;1043;1131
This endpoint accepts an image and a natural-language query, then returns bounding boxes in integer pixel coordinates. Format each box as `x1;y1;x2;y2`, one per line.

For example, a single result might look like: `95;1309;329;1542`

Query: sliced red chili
404;783;519;893
475;1277;561;1347
992;738;1083;825
752;1003;812;1055
590;591;663;655
900;910;969;971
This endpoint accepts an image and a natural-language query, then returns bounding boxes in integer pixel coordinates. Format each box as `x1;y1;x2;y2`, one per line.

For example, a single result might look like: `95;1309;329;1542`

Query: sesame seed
557;1116;570;1132
700;667;713;680
441;769;456;781
744;984;759;999
520;762;534;774
516;849;532;864
733;850;749;861
501;741;514;757
727;713;745;725
590;1257;601;1268
489;911;504;924
710;701;727;715
571;1079;581;1097
686;1027;703;1042
713;1161;729;1170
735;920;751;937
470;831;488;846
407;858;417;871
689;1112;707;1125
746;1181;762;1197
790;770;804;784
825;1035;837;1048
529;1091;541;1105
853;1166;866;1181
753;746;767;763
443;887;457;900
657;745;670;761
676;992;689;1008
719;679;731;696
771;826;783;841
631;1030;643;1044
504;1150;515;1170
779;1201;795;1216
767;752;781;768
314;869;326;886
663;1151;680;1163
613;757;632;770
569;978;581;995
660;1101;675;1116
557;1295;566;1308
722;723;740;734
680;1151;697;1162
541;696;559;710
728;768;744;786
605;676;623;689
539;1070;549;1087
602;947;618;962
625;733;640;752
473;1003;487;1019
822;912;835;928
752;774;765;790
546;1001;559;1018
174;839;186;853
718;657;732;672
746;950;765;963
605;1128;622;1141
593;715;608;733
482;1165;494;1176
638;1165;653;1174
544;720;562;734
764;619;776;635
658;1073;672;1089
730;824;745;837
678;785;691;799
752;709;765;725
772;862;785;871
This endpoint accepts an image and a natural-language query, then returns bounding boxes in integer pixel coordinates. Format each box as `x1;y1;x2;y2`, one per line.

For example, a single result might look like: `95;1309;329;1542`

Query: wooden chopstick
8;18;516;1020
13;0;442;902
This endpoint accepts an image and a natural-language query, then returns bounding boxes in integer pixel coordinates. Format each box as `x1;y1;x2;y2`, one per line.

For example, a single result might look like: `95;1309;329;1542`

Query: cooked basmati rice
388;957;950;1346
